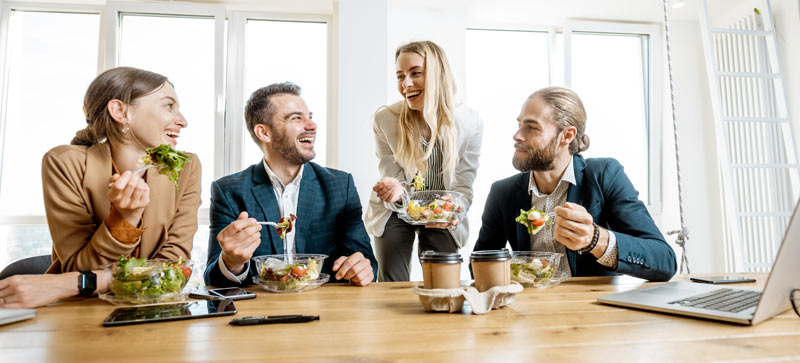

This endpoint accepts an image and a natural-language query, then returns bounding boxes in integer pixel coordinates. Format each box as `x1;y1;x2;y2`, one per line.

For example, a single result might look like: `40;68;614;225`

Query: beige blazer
41;142;202;273
364;101;484;247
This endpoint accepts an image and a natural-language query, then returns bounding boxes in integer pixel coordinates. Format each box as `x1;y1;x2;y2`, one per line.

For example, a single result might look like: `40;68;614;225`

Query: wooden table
2;274;799;362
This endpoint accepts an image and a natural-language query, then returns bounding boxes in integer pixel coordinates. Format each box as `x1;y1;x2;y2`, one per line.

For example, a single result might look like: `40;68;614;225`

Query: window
564;22;662;211
240;19;328;168
0;7;101;269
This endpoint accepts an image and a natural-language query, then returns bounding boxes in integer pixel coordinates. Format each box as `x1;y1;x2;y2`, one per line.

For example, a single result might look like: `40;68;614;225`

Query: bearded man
473;87;676;281
205;82;377;287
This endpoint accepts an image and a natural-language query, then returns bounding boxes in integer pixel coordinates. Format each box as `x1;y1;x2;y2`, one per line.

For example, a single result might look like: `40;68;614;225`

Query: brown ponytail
71;67;168;146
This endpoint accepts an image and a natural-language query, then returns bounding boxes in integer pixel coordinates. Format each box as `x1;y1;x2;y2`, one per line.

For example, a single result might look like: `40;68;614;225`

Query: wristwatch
78;270;97;297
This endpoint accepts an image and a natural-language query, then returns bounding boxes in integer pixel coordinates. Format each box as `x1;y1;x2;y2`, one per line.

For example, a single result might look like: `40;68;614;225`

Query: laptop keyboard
668;288;761;313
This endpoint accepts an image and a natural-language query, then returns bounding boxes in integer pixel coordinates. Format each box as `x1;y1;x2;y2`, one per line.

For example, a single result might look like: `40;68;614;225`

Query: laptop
597;202;800;325
0;308;36;326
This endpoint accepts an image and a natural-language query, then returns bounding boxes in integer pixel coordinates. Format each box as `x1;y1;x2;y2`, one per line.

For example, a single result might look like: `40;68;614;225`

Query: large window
0;8;101;269
241;19;328;168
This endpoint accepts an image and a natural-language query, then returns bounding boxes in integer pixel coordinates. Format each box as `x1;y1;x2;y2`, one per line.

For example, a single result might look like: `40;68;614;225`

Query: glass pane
464;29;550;276
119;14;216;209
570;32;650;204
0;11;100;216
0;225;53;272
242;20;327;169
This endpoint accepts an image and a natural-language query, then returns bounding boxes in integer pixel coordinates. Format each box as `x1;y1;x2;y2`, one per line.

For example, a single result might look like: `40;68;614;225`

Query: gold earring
121;123;129;135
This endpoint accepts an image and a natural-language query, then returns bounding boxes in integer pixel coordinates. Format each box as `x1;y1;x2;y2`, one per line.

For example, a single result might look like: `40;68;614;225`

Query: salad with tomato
275;214;297;239
515;208;550;235
406;198;459;222
108;256;193;299
510;257;555;285
259;258;320;291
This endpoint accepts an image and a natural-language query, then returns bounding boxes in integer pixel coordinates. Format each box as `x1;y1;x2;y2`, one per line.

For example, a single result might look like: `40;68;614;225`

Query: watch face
79;271;97;296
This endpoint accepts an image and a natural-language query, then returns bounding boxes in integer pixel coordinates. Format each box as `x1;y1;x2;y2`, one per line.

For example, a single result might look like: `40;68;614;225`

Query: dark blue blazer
474;155;676;281
204;161;378;287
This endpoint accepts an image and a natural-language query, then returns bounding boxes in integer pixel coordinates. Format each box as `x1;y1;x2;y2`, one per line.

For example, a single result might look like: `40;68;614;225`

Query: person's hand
554;202;596;251
218;212;262;275
331;252;374;286
0;273;79;309
108;170;150;226
373;177;405;203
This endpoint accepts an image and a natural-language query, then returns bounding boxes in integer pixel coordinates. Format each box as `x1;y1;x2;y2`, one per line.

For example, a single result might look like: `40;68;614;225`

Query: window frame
0;1;104;225
563;20;664;215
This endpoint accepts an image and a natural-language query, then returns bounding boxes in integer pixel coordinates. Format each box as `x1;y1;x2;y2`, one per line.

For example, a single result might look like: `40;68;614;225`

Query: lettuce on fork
141;144;190;190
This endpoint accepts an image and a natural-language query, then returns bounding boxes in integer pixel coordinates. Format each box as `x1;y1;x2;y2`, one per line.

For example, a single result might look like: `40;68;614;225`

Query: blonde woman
366;41;484;282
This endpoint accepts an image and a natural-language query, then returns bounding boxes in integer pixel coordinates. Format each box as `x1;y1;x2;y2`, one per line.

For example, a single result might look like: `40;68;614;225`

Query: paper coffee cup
420;251;463;289
470;249;512;292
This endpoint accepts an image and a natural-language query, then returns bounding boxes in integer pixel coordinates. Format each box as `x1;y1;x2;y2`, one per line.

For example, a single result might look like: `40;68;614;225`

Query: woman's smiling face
396;51;426;111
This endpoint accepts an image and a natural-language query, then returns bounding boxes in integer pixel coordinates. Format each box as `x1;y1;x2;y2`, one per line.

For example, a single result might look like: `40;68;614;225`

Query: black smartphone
209;287;257;301
102;299;236;327
689;275;756;284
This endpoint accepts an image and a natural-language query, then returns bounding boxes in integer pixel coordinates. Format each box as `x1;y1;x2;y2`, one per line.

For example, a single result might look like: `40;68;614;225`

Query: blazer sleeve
335;174;379;280
601;160;677;281
153;154;201;261
204;180;244;287
42;150;139;272
373;113;406;182
449;112;484;212
474;181;510;251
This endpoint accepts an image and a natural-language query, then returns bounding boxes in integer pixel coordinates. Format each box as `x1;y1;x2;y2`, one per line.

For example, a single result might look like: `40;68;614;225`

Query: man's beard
273;128;315;165
512;133;559;172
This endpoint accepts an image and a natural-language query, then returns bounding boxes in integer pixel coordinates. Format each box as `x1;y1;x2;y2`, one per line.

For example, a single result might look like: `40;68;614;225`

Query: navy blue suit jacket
204;161;378;287
474;155;676;281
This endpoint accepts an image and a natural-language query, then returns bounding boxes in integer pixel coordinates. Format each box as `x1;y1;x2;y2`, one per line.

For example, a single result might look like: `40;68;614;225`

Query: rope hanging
662;0;691;274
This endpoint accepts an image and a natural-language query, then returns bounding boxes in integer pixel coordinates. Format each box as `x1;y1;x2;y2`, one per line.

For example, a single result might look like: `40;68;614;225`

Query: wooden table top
2;273;799;362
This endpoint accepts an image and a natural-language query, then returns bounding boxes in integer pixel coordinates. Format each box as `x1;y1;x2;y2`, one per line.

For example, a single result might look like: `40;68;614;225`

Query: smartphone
209;287;257;301
102;299;236;327
689;275;756;284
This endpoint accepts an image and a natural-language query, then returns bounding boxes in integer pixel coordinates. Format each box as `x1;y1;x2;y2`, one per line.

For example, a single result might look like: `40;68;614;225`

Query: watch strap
78;270;97;297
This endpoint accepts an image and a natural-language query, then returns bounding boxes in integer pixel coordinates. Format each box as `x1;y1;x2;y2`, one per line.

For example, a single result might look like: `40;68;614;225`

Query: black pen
229;315;320;326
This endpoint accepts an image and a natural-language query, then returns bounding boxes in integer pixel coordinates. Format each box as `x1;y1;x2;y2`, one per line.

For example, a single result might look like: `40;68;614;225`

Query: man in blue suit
474;87;676;281
205;82;377;287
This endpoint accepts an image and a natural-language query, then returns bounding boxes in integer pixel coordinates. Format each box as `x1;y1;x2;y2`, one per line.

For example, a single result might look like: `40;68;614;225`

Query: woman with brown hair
365;41;484;282
0;66;201;308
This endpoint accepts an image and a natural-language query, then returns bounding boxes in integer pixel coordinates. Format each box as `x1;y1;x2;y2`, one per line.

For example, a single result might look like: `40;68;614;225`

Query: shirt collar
262;159;303;190
528;156;576;197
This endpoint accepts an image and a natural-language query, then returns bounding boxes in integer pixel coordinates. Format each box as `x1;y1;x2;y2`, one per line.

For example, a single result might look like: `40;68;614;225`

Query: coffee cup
470;249;512;292
420;251;463;289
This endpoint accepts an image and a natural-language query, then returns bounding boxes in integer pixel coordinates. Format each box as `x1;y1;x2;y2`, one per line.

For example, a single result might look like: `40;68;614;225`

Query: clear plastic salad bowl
252;254;328;293
510;251;568;288
100;257;194;306
390;190;466;226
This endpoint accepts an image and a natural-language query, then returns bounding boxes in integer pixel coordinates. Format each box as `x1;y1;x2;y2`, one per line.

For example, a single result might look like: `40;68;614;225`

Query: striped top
419;136;445;191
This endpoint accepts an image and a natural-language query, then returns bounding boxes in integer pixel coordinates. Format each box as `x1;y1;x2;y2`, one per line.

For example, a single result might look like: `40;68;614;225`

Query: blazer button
627;256;633;263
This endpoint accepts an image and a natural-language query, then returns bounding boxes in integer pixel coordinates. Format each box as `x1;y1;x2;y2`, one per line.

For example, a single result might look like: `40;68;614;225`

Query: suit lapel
251;163;283;253
514;173;532;251
84;143;112;223
294;165;319;254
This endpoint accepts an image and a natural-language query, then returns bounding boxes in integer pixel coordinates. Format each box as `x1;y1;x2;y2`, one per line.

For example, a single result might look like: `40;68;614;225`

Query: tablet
102;299;236;327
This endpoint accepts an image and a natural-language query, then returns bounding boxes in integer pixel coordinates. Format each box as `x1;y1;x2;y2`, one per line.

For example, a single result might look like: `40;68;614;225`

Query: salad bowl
100;257;194;306
510;251;568;288
252;254;328;293
390;190;466;227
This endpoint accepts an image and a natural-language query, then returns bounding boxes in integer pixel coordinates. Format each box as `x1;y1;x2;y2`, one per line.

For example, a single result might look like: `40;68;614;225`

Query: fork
107;164;156;188
256;221;279;227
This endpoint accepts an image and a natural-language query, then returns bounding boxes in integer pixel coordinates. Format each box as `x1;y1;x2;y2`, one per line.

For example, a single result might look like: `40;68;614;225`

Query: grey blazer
364;101;484;247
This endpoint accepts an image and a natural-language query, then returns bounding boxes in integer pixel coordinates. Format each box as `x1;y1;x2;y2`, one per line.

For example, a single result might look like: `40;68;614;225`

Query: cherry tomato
532;218;545;227
292;267;307;277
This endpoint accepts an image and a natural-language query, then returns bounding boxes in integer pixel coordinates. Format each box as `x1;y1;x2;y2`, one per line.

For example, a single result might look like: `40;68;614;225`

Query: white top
219;160;304;283
364;101;484;247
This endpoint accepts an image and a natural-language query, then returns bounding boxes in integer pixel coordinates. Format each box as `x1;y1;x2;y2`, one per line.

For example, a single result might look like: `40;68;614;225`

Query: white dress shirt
219;160;304;283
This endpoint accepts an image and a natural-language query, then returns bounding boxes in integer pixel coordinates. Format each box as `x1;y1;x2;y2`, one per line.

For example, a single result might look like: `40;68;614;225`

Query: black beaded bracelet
578;222;600;254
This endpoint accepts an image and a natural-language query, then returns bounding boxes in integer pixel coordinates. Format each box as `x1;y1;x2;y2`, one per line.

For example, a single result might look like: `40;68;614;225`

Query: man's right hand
218;211;262;275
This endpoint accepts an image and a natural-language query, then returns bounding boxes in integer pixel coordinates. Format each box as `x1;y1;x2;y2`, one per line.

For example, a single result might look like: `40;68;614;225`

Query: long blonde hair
390;41;458;181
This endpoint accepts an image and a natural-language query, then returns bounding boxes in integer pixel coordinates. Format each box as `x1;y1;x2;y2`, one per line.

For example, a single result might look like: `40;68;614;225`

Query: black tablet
102;299;237;327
